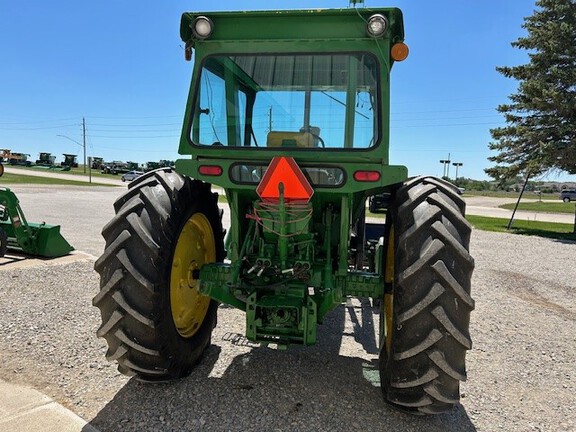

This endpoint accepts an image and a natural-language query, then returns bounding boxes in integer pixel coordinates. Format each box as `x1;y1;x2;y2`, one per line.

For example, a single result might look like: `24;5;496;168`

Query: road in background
2;183;574;261
3;166;124;186
465;196;575;224
4;168;574;224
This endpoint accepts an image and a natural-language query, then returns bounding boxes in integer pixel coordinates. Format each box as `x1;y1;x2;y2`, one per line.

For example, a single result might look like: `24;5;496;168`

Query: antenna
349;0;365;7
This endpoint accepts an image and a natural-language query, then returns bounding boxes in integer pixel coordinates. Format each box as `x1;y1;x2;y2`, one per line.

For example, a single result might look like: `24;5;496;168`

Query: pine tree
486;0;576;181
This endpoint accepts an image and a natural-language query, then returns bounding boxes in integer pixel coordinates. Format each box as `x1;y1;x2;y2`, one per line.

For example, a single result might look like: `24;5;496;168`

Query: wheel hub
170;213;215;338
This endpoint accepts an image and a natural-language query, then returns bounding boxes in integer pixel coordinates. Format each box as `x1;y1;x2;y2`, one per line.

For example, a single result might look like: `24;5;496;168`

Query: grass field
366;211;575;241
6;165;118;179
0;172;113;187
499;201;575;214
464;190;559;200
63;166;115;178
467;215;576;241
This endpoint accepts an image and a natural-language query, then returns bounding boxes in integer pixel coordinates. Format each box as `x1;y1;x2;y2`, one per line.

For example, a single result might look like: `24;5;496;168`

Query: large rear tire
93;168;224;381
0;228;7;257
379;176;475;414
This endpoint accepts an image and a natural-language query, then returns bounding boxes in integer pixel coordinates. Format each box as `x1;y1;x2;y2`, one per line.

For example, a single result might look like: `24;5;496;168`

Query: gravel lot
0;184;575;431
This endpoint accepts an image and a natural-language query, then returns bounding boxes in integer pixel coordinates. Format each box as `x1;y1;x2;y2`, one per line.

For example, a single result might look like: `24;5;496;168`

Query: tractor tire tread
380;175;474;415
94;168;224;381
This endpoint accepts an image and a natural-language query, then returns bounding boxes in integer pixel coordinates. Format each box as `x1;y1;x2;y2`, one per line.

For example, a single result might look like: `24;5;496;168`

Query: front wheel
379;176;475;414
93;168;224;381
563;197;570;203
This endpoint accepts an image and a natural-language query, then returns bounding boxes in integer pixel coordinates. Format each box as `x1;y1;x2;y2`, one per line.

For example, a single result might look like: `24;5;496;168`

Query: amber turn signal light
391;42;409;62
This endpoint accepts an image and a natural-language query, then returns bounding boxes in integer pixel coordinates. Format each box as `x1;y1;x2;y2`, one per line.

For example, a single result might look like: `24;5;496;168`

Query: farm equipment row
1;149;77;169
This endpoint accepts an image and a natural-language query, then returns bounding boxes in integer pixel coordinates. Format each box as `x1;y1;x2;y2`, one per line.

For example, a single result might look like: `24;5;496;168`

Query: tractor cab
177;9;409;184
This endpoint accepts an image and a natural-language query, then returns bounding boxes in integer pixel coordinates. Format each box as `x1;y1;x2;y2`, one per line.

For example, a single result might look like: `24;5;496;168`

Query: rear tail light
199;165;223;176
354;170;381;182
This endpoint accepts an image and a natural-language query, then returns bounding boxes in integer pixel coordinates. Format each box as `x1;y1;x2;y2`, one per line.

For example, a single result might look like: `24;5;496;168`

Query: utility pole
452;162;463;180
439;159;449;177
82;117;87;174
439;160;447;177
57;130;87;175
439;154;451;178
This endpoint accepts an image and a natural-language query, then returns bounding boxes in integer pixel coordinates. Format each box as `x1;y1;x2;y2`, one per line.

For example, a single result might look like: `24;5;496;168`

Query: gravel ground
0;186;575;431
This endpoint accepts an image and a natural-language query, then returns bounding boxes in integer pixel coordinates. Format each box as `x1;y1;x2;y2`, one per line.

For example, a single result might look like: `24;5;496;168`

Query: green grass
61;166;113;178
464;190;558;200
369;211;576;241
9;165;118;179
367;210;385;218
499;201;575;214
0;172;114;187
467;214;576;241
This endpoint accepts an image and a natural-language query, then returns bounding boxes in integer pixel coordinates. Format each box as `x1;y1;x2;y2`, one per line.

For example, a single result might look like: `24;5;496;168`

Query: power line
86;134;180;139
391;121;505;128
88;128;180;133
391;114;501;122
0;117;79;125
392;107;498;115
88;115;181;120
0;124;79;131
91;144;179;153
88;122;181;127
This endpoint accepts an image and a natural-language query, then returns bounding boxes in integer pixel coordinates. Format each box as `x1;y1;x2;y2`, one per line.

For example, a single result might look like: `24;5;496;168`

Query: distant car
560;189;576;202
121;170;144;182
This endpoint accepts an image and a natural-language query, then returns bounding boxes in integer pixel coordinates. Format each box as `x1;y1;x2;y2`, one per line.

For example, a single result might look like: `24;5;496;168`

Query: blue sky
1;0;574;182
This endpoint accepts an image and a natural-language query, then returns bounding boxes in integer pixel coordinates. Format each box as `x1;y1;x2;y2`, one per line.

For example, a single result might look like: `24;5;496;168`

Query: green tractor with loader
0;162;73;258
94;6;474;415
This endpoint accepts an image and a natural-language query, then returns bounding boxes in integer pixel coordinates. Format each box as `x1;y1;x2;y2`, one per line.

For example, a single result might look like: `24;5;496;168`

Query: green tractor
94;7;474;415
0;162;74;258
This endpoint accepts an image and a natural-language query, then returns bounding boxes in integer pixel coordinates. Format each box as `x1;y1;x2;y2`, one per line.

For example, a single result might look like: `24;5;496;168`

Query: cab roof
180;8;405;45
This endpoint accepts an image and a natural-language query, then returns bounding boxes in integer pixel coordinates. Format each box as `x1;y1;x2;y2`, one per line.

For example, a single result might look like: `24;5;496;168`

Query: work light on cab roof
367;14;388;37
192;16;213;39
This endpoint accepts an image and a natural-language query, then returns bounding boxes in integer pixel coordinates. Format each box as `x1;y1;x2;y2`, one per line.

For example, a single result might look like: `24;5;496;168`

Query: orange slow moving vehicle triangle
256;156;314;203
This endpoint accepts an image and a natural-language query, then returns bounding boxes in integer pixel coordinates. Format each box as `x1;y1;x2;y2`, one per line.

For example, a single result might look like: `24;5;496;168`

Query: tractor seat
266;131;315;148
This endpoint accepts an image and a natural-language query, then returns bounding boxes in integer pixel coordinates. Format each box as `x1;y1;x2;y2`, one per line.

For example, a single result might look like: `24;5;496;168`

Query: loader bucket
0;220;74;258
27;222;74;258
0;185;75;259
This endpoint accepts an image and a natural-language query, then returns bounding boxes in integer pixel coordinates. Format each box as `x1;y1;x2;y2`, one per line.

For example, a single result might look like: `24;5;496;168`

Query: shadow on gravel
511;227;576;242
86;303;477;432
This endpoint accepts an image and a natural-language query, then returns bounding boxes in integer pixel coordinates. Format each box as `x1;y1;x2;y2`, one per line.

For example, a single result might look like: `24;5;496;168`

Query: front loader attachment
0;187;74;258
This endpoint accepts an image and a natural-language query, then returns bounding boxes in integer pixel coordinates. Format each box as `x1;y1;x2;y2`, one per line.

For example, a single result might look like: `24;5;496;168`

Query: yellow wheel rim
170;213;215;338
383;225;394;354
